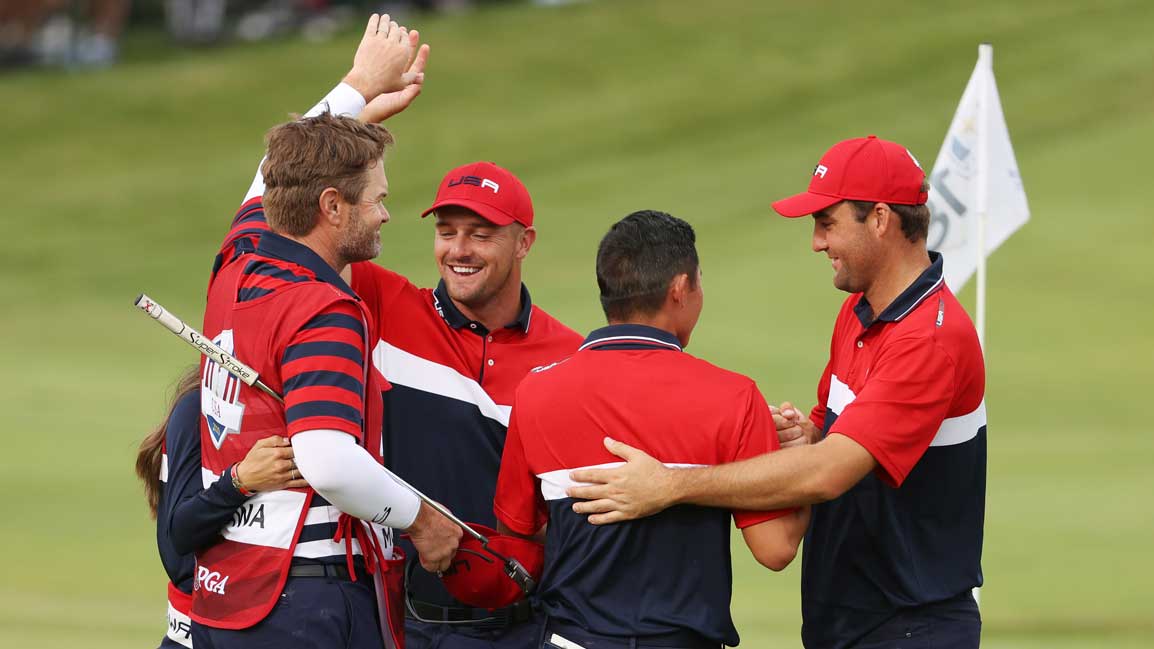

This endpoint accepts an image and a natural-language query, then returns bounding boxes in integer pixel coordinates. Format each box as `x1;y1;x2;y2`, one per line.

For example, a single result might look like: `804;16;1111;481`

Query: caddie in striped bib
186;15;461;649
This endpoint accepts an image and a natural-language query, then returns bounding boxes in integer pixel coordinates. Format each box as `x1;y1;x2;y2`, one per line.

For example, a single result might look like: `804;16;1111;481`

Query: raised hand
360;31;430;124
342;14;419;101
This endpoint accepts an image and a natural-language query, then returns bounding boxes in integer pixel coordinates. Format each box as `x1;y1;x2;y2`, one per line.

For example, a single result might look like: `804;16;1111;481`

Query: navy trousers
849;594;981;649
192;576;384;649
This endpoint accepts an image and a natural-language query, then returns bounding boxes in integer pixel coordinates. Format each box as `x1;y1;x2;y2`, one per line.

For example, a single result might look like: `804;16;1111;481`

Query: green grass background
1;0;1151;646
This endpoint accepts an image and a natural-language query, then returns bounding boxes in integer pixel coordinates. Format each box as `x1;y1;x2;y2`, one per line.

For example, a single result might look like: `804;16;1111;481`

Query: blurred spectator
76;0;130;66
0;0;545;73
165;0;227;45
0;0;129;69
0;0;62;67
406;0;472;12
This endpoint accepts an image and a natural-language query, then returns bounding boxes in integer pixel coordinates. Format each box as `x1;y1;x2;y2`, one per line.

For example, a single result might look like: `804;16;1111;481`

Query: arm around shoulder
670;433;876;511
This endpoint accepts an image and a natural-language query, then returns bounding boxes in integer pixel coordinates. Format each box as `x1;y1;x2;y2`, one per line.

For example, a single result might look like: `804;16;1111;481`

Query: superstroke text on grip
134;293;267;393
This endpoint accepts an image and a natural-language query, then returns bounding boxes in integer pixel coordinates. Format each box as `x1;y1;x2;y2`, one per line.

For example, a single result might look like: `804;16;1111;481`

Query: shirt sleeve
350;261;419;334
281;301;367;440
828;333;957;487
493;403;548;536
292;429;420;529
731;384;798;528
162;392;250;560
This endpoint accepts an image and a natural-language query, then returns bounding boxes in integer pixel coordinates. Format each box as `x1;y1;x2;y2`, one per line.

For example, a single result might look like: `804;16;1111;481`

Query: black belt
406;598;534;630
288;562;371;581
402;553;534;631
544;620;720;649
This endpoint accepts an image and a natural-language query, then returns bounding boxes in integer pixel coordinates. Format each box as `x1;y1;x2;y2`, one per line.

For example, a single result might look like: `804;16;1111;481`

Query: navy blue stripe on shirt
282;341;363;365
231;236;257;256
587;342;674;352
297;522;340;544
238;286;275;302
232;203;264;225
233;210;265;226
301;313;365;336
283;370;362;396
244;260;313;284
286;401;363;426
231;227;267;242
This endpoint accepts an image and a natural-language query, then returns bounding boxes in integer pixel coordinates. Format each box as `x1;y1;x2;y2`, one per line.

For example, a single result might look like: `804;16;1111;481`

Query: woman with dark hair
136;367;305;648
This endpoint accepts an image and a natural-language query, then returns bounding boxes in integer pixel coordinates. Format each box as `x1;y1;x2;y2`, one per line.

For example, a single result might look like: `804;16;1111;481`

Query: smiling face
433;205;534;313
811;201;880;295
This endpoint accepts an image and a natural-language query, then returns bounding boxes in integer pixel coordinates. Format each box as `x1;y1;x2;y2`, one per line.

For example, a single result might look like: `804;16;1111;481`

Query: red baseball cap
439;524;544;610
771;135;928;218
421;162;534;227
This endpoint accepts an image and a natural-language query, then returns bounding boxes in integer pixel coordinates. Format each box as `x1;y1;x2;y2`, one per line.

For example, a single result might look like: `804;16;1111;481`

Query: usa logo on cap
772;135;929;218
422;161;535;227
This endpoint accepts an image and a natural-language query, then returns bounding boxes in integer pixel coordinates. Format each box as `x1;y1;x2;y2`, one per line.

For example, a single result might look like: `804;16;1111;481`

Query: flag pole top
979;42;993;64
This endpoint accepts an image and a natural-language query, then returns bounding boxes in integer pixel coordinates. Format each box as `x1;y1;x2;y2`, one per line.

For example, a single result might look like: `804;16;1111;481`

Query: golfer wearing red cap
348;161;582;649
567;136;987;649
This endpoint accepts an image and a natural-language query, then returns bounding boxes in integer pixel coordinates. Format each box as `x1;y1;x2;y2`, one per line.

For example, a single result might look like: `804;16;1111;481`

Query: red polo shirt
810;255;986;487
801;252;987;649
495;324;791;646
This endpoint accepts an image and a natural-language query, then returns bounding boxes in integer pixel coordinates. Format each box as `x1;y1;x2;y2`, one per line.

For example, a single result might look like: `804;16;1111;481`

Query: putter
135;293;536;593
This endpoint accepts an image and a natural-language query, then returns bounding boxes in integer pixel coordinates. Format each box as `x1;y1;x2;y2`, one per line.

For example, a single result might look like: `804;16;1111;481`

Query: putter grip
135;293;187;335
135;293;262;387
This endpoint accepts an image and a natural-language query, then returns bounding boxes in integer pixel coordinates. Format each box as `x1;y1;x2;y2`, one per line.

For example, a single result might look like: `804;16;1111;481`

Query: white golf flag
927;44;1030;292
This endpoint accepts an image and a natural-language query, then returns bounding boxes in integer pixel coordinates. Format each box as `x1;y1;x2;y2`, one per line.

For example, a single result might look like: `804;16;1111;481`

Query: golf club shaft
134;293;489;544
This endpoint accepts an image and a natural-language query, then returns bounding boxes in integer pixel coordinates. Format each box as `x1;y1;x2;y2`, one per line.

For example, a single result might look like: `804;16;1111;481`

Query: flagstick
972;42;995;609
975;42;992;353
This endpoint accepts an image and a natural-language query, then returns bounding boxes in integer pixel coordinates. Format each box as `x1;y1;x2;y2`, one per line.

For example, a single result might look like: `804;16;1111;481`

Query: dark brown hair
135;366;201;519
261;112;394;237
850;192;931;243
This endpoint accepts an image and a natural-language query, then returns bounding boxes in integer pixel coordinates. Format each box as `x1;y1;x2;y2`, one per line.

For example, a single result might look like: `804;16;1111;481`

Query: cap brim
421;199;517;226
770;192;843;218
